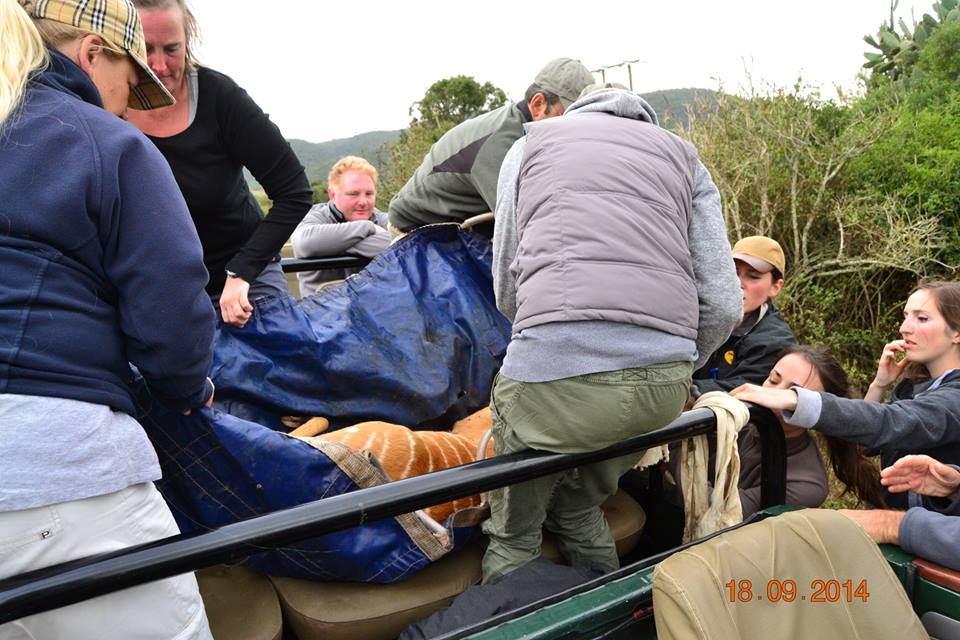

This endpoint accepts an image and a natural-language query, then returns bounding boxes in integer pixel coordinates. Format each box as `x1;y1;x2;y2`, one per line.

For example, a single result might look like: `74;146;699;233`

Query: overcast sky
190;1;931;143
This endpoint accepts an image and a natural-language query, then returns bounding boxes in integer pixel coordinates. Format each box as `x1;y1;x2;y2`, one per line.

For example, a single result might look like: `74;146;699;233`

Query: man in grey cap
387;58;594;236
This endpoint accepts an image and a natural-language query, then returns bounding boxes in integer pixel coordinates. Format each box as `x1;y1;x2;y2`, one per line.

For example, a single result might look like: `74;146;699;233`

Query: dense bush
683;82;948;388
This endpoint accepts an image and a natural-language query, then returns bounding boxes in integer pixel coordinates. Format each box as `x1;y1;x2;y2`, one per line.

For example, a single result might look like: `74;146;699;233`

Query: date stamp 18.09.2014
725;578;869;603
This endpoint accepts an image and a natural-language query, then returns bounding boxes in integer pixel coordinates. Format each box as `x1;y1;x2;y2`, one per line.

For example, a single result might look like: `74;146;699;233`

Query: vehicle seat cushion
270;543;483;640
197;564;283;640
652;508;928;640
541;489;646;563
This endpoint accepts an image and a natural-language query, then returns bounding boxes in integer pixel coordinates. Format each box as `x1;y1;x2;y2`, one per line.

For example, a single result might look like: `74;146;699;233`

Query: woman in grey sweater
732;281;960;507
732;282;960;566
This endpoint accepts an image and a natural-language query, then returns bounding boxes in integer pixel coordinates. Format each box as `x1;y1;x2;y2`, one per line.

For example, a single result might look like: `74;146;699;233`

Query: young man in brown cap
387;58;594;236
693;235;796;394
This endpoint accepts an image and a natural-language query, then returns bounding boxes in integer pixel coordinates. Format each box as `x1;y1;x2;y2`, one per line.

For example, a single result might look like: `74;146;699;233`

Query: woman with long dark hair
671;345;883;517
738;345;884;513
733;281;960;509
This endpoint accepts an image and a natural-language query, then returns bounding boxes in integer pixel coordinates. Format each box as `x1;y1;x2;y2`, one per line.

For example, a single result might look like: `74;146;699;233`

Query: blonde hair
132;0;200;68
0;1;136;128
328;156;378;188
0;0;48;128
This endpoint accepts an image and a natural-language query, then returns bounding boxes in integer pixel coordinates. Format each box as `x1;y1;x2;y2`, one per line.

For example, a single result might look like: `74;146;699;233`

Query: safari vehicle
3;234;959;640
2;402;958;639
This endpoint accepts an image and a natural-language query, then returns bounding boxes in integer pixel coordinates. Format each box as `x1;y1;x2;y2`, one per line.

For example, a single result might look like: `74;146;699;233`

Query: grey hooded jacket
493;89;741;381
291;202;389;296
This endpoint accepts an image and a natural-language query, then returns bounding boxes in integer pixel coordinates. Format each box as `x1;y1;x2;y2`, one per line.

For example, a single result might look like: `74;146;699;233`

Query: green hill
639;88;718;129
288;130;400;183
247;129;400;189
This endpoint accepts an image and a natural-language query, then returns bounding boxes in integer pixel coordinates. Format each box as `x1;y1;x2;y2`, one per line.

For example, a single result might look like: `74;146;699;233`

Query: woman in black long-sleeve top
127;0;311;327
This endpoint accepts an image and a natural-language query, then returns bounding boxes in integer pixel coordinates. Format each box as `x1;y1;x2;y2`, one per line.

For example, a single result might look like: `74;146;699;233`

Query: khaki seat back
542;489;646;563
269;490;644;640
271;544;483;640
197;564;283;640
653;508;928;640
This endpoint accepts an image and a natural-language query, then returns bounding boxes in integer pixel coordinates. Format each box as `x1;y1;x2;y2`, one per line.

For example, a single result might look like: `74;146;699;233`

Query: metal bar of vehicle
0;406;783;624
279;256;371;273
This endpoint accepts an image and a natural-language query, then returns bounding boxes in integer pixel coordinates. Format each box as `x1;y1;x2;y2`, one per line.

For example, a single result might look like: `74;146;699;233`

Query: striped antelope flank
290;408;493;523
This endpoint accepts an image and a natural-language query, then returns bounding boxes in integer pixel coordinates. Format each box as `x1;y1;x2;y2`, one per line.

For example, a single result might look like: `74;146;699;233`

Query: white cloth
680;392;751;542
0;483;212;640
635;444;671;470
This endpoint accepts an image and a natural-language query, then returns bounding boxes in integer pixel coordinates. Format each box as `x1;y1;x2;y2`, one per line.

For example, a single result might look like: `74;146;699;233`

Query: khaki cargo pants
481;362;692;583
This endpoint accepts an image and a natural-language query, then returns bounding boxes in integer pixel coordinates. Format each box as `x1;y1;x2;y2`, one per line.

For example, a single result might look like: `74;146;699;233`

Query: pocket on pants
0;505;60;578
490;374;526;426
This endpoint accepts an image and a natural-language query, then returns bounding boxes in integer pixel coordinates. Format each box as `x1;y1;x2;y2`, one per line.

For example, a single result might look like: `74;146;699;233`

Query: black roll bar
0;405;783;623
279;256;371;274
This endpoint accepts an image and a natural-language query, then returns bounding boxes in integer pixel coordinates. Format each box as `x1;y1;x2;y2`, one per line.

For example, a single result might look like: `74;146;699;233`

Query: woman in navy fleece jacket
0;1;215;637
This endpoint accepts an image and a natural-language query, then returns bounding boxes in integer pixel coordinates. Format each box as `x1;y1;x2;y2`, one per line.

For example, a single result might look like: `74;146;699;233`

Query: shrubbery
680;6;959;388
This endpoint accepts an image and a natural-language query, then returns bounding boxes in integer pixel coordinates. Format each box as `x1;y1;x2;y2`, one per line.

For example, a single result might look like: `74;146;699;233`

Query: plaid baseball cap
534;58;595;110
24;0;175;110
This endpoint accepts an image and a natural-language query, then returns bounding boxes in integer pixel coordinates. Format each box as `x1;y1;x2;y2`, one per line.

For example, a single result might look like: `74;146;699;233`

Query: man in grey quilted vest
482;84;742;583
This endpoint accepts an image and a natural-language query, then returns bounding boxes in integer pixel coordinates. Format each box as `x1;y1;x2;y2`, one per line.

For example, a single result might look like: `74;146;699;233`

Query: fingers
890;453;932;468
883;454;932;477
220;300;252;327
729;383;759;398
729;385;798;411
219;279;254;327
879;341;906;367
875;340;909;387
880;456;925;490
882;340;907;355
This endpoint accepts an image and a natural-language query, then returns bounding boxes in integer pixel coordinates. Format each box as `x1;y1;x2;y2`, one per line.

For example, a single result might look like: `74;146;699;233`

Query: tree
412;76;507;129
310;180;327;205
377;75;508;207
850;18;960;268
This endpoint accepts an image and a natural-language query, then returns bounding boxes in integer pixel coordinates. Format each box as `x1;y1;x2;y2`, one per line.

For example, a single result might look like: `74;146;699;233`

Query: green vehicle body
457;506;960;640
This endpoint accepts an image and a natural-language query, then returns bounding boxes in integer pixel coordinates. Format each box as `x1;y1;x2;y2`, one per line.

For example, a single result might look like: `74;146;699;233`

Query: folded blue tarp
139;225;511;582
211;224;511;429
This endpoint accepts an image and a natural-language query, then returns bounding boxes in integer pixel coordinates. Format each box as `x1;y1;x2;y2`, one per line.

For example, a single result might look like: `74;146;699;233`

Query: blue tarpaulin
211;224;511;430
139;225;511;582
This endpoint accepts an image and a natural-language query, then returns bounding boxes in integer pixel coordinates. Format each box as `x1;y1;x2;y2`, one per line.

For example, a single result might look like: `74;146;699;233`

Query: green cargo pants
481;362;692;583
